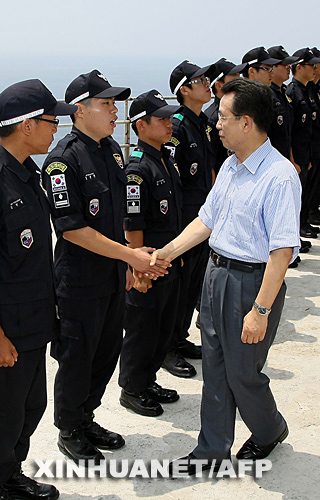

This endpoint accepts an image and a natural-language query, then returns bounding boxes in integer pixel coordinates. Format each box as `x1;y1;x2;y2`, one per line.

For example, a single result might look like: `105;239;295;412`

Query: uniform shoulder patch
173;113;184;122
131;150;144;159
113;153;124;168
169;136;180;147
45;162;68;174
286;95;292;103
127;174;143;184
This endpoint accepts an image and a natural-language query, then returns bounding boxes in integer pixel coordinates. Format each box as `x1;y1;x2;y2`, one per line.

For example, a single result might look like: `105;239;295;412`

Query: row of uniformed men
0;46;315;497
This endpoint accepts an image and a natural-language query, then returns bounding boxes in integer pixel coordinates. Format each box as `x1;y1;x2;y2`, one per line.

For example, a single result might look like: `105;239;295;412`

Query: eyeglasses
33;117;59;126
188;76;211;86
217;112;242;122
254;66;274;73
301;63;318;68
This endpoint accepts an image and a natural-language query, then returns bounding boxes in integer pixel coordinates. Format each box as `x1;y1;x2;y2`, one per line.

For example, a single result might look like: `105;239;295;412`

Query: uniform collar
271;82;281;92
137;139;168;162
0;144;36;183
72;125;101;152
182;105;208;127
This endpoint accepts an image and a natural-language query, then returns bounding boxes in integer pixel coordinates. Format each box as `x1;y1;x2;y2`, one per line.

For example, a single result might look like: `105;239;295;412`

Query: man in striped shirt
152;79;301;474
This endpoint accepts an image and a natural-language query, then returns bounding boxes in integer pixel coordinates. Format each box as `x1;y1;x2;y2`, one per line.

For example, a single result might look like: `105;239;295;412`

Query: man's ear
180;85;190;98
136;119;147;133
74;103;83;119
20;119;32;136
242;114;253;133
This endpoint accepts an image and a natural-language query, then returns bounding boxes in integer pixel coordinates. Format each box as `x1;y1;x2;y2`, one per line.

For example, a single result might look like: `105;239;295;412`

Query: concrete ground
24;239;320;500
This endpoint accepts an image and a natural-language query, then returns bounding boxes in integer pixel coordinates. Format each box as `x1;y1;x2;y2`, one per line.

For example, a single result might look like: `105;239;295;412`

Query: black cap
267;46;299;65
242;47;281;66
169;60;215;95
292;47;320;65
211;58;247;85
311;47;320;58
65;69;131;105
0;79;77;128
129;90;180;122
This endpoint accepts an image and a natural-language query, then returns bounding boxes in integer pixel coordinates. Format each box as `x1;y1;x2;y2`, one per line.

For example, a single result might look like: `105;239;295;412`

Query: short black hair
131;115;152;136
70;97;92;123
221;77;274;133
0;123;17;137
212;76;225;95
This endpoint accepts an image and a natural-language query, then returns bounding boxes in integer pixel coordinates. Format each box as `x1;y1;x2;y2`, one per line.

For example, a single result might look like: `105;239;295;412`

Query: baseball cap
211;58;247;86
65;69;131;105
169;60;216;95
268;46;299;65
292;48;320;65
130;90;180;122
311;47;320;58
242;47;281;66
0;79;77;127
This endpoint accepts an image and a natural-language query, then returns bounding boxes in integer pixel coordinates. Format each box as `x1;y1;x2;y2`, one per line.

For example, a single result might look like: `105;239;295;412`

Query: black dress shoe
236;424;289;460
308;214;320;225
288;257;299;268
120;389;163;416
82;411;125;450
299;245;309;253
3;463;59;500
58;427;104;465
162;350;197;378
307;222;320;233
300;225;317;238
300;239;312;248
168;453;222;476
178;339;202;359
146;382;179;403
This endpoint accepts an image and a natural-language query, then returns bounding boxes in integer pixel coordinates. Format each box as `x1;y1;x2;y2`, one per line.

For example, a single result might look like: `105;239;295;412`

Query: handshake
126;246;173;293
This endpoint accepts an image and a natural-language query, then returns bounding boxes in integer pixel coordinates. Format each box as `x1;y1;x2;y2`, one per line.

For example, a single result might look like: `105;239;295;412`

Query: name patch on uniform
302;113;307;123
85;172;96;180
164;145;175;158
53;192;70;208
89;198;100;216
190;163;198;175
127;200;140;213
160;199;168;214
205;125;212;142
10;198;24;210
169;137;180;146
20;229;33;248
277;115;284;125
45;162;68;174
156;179;165;186
51;174;67;192
127;185;140;199
127;174;143;185
113;153;123;168
190;142;197;148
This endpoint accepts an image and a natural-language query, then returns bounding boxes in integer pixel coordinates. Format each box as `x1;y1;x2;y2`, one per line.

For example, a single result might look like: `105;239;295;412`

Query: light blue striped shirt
199;139;301;263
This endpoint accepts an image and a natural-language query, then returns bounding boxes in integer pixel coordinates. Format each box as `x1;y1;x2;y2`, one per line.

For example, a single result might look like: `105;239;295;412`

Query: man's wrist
252;301;271;316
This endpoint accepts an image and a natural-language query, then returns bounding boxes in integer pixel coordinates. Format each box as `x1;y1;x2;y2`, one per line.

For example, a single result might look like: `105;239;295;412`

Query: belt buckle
214;253;220;266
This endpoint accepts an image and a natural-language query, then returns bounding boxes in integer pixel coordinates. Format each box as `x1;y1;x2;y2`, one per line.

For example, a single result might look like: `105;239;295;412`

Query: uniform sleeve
41;157;88;234
123;163;151;232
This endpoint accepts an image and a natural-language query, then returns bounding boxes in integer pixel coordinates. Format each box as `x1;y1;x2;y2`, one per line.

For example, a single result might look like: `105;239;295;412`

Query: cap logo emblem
187;61;195;65
154;93;164;100
97;73;108;82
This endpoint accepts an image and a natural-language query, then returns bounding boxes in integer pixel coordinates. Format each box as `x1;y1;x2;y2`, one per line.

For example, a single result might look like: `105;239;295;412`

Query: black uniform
286;78;313;226
42;126;127;432
269;82;293;160
307;80;320;212
119;140;182;392
166;107;213;347
205;96;228;173
0;146;57;484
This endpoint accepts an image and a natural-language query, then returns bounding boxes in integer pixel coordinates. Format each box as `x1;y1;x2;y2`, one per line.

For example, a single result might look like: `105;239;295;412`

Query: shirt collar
231;139;272;175
182;105;208;127
72;125;101;152
0;145;35;182
137;139;164;162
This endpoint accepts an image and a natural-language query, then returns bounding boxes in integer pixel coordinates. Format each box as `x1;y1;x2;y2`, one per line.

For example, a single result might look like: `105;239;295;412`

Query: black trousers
308;156;320;212
168;240;209;350
52;289;125;431
193;260;287;461
300;163;313;225
119;276;180;392
0;346;46;484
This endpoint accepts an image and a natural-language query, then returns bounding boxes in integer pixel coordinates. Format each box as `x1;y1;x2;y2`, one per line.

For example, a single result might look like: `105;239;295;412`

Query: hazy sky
1;0;320;94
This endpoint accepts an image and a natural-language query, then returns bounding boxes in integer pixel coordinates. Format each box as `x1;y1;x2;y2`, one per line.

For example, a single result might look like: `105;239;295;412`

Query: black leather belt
210;251;264;273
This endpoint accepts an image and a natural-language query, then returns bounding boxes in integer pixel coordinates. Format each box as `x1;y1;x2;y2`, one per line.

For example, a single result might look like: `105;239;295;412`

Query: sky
1;0;319;96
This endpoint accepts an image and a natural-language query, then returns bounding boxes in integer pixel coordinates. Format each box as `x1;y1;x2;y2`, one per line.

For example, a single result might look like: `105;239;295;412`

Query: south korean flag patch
89;198;99;216
51;174;67;192
20;229;33;248
127;185;140;199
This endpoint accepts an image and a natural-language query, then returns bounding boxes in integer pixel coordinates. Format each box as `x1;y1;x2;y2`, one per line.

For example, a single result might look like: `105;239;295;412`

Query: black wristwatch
253;301;271;316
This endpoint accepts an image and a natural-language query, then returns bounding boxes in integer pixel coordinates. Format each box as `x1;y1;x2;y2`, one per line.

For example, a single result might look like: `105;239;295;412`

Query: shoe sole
57;441;103;466
162;366;197;378
3;489;60;500
119;397;164;417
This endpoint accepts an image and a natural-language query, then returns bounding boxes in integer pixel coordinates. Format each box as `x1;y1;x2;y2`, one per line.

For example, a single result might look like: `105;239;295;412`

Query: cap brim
94;86;131;101
262;57;281;65
46;101;78;116
229;63;247;75
152;104;180;118
308;56;320;64
192;63;216;80
280;56;300;64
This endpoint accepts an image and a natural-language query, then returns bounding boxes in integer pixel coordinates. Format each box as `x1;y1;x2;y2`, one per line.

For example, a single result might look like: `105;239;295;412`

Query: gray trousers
193;259;287;461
